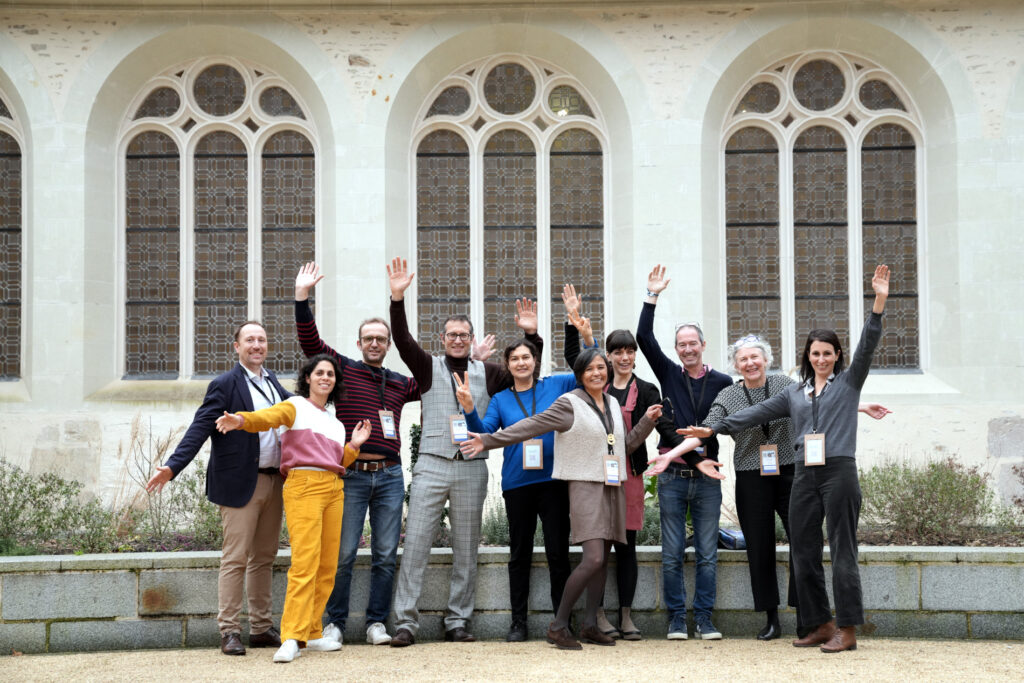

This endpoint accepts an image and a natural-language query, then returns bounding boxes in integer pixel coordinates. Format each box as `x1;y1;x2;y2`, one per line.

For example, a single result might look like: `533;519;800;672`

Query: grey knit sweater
478;388;656;483
712;312;883;461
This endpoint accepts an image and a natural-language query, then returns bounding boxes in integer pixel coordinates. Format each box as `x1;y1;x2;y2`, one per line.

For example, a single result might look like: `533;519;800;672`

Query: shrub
860;457;999;545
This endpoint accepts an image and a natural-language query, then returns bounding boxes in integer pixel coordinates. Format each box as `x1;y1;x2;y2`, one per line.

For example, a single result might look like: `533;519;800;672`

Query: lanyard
582;392;616;455
248;375;276;407
811;388;819;433
741;380;771;440
511;381;537;419
369;365;388;410
684;371;708;418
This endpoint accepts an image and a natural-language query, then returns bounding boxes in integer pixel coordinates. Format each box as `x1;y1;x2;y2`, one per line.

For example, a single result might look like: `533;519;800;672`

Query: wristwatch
646;288;659;298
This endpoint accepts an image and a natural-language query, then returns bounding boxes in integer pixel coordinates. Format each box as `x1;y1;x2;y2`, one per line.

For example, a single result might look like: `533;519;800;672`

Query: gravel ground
3;638;1022;681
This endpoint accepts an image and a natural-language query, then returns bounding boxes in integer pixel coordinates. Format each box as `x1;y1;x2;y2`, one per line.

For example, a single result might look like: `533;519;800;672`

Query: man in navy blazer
147;321;291;656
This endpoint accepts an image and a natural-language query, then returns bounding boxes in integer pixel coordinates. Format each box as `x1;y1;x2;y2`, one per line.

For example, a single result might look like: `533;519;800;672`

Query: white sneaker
322;623;343;644
366;622;392;645
306;637;342;652
273;639;300;663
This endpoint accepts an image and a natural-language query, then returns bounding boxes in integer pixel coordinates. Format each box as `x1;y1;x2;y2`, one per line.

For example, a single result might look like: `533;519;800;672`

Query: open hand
647;264;671;296
351;419;373;449
459;433;485;459
871;264;890;299
695;459;726;480
215;411;244;434
566;308;593;344
677;426;713;439
514;297;538;334
472;334;496;362
295;261;324;301
561;284;582;316
387;257;415;300
860;402;892;420
146;466;173;493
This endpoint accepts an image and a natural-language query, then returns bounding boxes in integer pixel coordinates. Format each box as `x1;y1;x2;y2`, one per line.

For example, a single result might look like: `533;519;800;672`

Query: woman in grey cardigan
682;265;890;654
459;348;662;650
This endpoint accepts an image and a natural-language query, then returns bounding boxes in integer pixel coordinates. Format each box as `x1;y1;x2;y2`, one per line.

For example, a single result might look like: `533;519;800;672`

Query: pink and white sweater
239;396;359;477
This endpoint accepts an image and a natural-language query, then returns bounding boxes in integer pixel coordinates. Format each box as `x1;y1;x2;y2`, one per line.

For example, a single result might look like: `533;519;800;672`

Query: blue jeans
323;464;405;630
658;471;722;620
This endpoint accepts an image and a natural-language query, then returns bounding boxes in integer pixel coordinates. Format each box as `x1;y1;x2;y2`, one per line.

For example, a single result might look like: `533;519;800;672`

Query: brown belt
350;459;399;472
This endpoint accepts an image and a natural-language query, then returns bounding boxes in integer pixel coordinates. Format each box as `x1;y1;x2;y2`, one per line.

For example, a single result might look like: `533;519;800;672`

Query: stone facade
0;1;1021;506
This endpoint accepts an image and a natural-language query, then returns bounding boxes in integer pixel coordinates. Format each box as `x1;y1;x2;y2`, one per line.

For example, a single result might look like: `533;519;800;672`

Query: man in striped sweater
294;262;420;647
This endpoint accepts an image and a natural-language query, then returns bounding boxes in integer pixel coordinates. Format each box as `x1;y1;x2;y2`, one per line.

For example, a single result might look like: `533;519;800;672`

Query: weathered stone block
970;612;1024;640
0;623;47;654
416;566;455;611
2;571;136;620
139;569;218;615
860;563;919;610
62;554;154;571
151;551;222;569
50;619;183;652
184;617;221;648
862;610;967;639
923;565;1024;611
712;561;772;610
988;416;1024;459
0;556;61;573
472;562;510;611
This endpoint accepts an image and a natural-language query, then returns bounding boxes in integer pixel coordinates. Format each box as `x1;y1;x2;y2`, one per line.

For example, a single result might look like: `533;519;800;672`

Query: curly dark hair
295;354;346;405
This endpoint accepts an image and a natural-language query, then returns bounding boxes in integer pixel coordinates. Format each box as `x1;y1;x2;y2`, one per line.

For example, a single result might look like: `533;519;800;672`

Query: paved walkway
3;638;1021;681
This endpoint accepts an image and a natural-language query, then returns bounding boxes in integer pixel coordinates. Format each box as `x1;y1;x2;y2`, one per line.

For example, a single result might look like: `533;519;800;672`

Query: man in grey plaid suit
385;258;541;646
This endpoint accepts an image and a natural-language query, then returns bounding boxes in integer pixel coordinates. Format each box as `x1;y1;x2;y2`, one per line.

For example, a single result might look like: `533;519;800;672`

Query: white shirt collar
803;373;835;395
241;363;268;382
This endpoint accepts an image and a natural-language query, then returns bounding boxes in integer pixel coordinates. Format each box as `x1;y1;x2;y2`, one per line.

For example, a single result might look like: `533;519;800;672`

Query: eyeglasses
732;334;762;348
360;335;390;345
445;332;472;341
674;321;704;346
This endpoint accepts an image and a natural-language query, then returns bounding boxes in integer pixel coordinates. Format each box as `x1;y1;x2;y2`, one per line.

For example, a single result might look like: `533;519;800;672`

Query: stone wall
2;546;1022;653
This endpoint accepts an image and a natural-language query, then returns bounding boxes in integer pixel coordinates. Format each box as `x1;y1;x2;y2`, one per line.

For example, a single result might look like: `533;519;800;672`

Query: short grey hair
727;334;774;370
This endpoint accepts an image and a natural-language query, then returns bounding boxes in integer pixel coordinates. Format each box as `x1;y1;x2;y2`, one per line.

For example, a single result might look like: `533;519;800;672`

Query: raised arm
847;265;889;390
635;265;677;379
387;257;434;390
294;262;351;361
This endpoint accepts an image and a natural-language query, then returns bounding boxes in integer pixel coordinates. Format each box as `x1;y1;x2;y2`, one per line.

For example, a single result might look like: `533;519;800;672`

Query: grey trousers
392;453;488;634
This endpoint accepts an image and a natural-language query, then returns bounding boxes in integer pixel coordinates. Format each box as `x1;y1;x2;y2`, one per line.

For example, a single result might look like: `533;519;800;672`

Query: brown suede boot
791;620;836;647
820;625;857;653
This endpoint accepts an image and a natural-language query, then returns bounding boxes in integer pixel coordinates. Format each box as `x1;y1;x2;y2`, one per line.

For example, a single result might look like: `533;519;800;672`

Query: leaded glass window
121;58;316;379
723;52;921;369
415;57;606;369
0;116;21;380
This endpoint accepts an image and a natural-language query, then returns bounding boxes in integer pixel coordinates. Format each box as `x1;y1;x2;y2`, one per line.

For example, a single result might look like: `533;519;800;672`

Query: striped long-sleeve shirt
239;396;360;477
295;300;420;462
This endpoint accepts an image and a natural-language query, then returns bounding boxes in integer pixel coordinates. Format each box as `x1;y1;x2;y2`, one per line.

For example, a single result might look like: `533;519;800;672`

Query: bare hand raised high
295;261;324;301
387;257;415;301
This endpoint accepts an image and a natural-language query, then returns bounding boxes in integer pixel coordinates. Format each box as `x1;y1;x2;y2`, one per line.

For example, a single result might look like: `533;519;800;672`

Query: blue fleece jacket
465;373;578;491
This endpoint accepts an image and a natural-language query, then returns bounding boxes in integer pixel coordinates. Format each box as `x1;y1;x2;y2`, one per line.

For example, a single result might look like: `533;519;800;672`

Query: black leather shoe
220;632;245;655
249;626;281;648
756;622;781;641
506;619;528;642
390;628;416;647
444;626;477;642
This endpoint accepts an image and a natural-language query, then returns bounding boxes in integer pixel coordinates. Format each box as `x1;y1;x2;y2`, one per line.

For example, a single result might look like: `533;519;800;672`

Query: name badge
450;414;469;444
604;456;621;486
760;444;779;476
523;440;543;470
804;433;825;466
379;410;398;440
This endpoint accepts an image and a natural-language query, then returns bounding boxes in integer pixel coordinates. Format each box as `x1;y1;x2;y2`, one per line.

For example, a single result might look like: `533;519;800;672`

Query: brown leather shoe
390;627;415;648
546;623;582;651
792;621;836;647
820;625;858;653
580;625;616;646
249;626;281;648
444;626;477;643
220;632;245;656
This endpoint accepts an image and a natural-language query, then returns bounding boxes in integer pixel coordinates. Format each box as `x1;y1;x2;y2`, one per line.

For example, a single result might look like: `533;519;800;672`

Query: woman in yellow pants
217;353;371;662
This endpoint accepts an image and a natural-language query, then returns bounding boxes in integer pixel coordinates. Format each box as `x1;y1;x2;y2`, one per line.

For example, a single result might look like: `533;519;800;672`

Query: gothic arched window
414;56;606;370
121;59;316;378
724;53;920;369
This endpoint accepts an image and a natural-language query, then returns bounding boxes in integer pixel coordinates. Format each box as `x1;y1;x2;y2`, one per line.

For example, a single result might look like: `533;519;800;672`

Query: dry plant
113;414;184;538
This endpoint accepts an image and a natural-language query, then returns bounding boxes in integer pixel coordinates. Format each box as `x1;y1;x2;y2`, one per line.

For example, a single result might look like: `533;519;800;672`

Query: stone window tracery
121;58;316;378
724;52;920;369
415;56;606;369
